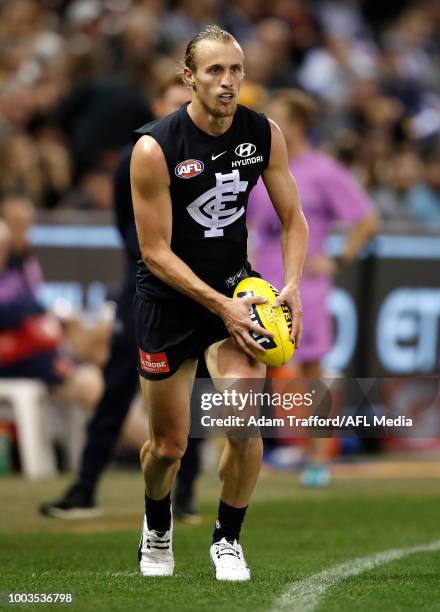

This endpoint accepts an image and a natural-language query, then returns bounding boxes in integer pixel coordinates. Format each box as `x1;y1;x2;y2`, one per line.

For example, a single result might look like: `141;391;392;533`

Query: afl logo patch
235;143;256;157
175;159;204;179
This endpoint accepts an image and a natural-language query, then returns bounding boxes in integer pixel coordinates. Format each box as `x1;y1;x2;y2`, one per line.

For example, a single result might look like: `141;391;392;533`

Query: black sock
212;500;248;544
145;491;171;532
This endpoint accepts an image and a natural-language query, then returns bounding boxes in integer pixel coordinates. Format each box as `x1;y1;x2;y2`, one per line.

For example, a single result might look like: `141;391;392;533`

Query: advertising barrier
31;225;440;377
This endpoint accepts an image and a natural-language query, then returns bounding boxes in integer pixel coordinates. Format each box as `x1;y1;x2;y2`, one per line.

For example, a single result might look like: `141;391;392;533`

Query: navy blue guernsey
133;103;271;300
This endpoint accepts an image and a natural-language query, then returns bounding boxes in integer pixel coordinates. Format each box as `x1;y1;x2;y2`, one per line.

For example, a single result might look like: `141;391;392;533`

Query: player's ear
183;67;196;90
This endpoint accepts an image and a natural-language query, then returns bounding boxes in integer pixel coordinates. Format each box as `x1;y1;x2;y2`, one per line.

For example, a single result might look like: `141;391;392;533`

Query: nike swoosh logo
212;151;227;161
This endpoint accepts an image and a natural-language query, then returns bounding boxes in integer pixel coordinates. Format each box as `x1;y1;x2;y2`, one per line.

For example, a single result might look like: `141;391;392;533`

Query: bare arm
261;119;309;346
131;136;226;312
339;211;379;264
306;207;379;277
130;135;272;358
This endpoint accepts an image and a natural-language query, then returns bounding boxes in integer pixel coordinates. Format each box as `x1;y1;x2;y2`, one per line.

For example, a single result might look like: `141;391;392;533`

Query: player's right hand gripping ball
233;277;295;367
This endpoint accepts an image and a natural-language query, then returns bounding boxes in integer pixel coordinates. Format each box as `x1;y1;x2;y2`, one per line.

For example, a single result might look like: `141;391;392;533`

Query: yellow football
233;277;295;367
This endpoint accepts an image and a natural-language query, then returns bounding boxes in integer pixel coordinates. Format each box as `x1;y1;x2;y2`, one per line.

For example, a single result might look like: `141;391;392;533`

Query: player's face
190;40;244;119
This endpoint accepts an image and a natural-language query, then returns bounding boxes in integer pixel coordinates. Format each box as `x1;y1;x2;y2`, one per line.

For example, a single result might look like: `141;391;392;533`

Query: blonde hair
179;25;238;86
186;25;236;70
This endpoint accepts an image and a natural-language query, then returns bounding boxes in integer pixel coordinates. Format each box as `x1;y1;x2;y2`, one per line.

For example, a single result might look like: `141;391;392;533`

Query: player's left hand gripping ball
233;277;295;366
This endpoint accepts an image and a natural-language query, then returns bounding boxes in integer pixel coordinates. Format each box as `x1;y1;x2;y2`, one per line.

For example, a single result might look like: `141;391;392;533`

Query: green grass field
2;464;440;611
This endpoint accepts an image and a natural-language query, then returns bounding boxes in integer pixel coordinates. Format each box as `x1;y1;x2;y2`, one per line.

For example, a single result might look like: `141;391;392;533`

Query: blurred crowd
1;0;439;479
0;0;439;226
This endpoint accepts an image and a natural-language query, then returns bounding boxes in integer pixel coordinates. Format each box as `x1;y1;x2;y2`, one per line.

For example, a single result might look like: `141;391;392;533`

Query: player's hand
272;284;303;347
220;296;274;359
304;254;339;277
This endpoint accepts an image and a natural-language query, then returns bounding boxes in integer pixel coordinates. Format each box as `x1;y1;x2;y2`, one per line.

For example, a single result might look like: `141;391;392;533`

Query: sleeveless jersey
134;102;271;300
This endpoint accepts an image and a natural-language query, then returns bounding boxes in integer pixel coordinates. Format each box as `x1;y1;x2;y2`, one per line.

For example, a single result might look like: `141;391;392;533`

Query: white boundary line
272;539;440;612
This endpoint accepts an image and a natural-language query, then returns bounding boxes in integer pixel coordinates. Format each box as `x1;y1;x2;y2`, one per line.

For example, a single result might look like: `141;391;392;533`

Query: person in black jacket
40;77;203;522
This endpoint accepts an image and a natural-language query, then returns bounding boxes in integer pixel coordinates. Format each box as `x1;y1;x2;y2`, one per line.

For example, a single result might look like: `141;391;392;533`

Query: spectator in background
381;6;439;96
115;7;159;86
248;89;379;486
1;195;43;290
271;0;321;65
55;4;152;192
0;194;103;411
239;41;273;104
406;146;440;228
158;0;250;53
0;0;438;219
251;19;298;89
63;0;111;82
0;130;72;209
33;126;72;210
54;75;153;209
0;219;12;280
0;133;44;207
372;150;422;222
298;33;377;108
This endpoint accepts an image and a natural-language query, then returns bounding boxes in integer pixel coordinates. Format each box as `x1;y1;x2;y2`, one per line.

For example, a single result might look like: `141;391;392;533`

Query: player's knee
151;436;187;465
234;359;266;380
140;440;151;466
250;360;266;378
227;436;262;457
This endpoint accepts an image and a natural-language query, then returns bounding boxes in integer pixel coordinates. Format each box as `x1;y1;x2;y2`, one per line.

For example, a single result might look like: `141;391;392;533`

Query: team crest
186;170;248;237
175;159;204;179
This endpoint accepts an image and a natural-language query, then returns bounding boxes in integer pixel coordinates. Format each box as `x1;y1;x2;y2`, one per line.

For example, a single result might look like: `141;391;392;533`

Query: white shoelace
143;530;172;562
147;531;170;546
214;540;243;566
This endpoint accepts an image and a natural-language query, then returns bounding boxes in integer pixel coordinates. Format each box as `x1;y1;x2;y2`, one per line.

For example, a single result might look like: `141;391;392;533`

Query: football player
131;26;308;580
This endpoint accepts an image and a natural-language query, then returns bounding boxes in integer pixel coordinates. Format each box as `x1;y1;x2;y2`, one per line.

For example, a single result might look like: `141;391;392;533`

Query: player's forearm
143;248;228;315
342;211;379;262
281;211;309;288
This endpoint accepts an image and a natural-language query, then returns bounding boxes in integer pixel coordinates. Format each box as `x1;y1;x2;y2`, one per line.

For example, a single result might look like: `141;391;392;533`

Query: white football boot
210;537;251;581
138;514;174;577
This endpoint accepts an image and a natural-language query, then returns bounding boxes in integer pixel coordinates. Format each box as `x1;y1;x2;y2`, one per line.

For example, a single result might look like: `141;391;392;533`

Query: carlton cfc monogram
186;170;248;238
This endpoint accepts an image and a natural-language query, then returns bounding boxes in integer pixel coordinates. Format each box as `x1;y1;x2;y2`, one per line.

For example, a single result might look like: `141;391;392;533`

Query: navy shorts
134;295;229;380
134;265;260;381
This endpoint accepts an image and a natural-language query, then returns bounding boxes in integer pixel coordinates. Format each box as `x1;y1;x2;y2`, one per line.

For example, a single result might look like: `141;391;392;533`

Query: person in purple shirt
248;89;379;485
